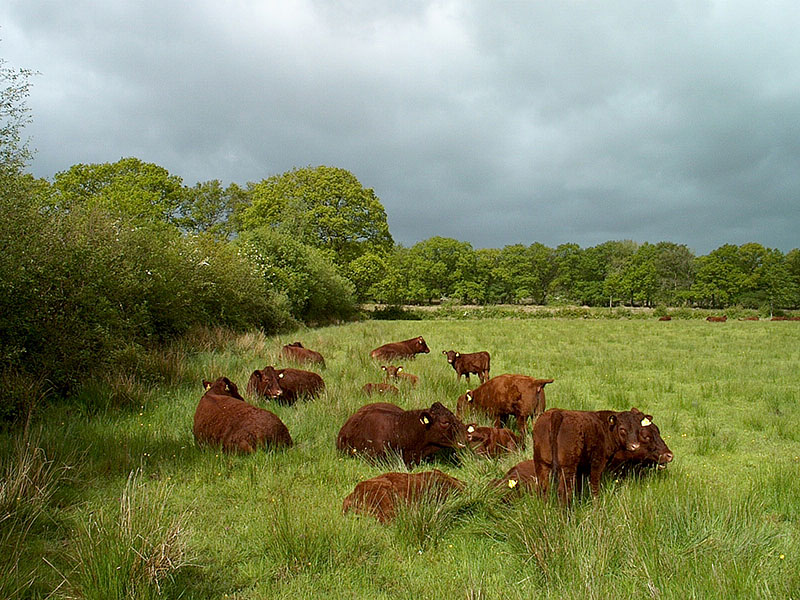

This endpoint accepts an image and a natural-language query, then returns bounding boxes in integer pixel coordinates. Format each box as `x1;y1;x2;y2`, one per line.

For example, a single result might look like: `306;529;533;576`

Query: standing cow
533;407;650;504
336;401;467;466
370;336;430;361
456;374;554;441
442;350;490;384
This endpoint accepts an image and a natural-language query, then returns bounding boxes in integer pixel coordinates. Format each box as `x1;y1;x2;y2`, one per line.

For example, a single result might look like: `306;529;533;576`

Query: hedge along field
4;318;800;599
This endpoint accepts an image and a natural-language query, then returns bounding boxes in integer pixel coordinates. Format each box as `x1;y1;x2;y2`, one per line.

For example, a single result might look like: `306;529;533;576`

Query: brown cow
706;315;727;322
342;470;465;523
456;374;554;441
606;414;674;476
442;350;490;383
771;316;788;321
492;460;538;495
533;407;649;504
336;401;467;466
246;366;283;399
281;341;325;367
739;316;759;321
370;336;430;360
193;377;293;452
381;365;419;386
362;383;400;396
465;423;521;457
248;366;324;404
658;316;672;321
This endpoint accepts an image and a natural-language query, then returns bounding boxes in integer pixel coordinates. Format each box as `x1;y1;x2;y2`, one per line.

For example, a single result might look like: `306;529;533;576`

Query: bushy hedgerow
0;187;291;410
237;226;357;323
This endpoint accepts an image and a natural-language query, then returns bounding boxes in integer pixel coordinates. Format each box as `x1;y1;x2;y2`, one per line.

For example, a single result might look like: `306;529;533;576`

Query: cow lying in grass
281;341;326;367
370;336;430;360
193;377;293;453
342;470;464;523
381;365;419;386
465;423;521;457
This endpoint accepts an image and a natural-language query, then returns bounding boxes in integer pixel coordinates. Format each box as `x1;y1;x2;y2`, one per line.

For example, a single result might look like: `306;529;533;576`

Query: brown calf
370;336;430;360
465;423;521;457
361;383;400;396
442;350;490;384
281;341;325;367
381;365;419;386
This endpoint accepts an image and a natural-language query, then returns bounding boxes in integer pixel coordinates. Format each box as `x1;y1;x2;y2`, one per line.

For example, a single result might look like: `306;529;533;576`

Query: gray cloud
2;1;799;254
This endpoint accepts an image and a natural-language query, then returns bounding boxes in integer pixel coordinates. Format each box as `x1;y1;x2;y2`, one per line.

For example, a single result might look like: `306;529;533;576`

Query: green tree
52;157;185;225
692;244;747;307
653;242;696;305
346;252;389;302
0;55;35;178
403;237;476;303
621;243;658;306
179;180;247;239
239;166;394;267
786;249;800;308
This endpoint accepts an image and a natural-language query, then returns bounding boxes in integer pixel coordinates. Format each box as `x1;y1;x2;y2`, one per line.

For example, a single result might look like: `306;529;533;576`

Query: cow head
418;402;467;451
442;350;459;364
250;366;283;398
456;390;473;418
382;365;402;379
619;409;674;469
606;409;647;452
416;337;431;354
202;376;244;400
287;341;304;348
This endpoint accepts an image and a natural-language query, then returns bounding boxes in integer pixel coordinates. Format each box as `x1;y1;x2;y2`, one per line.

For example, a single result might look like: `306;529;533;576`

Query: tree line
1;59;798;415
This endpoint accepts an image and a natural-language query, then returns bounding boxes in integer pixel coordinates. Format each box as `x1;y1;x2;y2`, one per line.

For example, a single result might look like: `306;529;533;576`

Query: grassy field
3;318;800;599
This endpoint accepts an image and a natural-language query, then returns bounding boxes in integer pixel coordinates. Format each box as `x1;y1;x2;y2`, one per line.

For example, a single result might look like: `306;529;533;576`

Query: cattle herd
193;335;674;521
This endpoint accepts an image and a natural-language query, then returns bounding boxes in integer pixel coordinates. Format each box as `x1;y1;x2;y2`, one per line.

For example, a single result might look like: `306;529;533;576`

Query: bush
237;227;357;323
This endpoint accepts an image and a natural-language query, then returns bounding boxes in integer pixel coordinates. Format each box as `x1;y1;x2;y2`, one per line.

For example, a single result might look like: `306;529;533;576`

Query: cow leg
558;465;577;505
517;415;528;448
534;460;550;498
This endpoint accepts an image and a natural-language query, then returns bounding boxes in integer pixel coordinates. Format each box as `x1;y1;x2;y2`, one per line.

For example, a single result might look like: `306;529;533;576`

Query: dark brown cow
442;350;490;383
465;423;521;457
342;470;465;523
248;366;324;403
193;377;292;452
739;316;759;321
533;407;649;504
456;374;554;441
606;414;674;476
336;401;467;466
381;365;419;386
361;383;400;396
658;316;672;321
771;316;788;321
706;315;727;322
246;366;283;399
370;336;430;360
281;341;325;367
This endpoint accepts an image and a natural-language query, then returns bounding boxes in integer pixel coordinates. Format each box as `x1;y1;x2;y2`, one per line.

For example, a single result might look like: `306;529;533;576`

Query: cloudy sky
2;1;799;254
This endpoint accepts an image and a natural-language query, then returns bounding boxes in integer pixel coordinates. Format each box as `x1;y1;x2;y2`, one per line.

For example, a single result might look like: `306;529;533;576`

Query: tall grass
3;318;799;598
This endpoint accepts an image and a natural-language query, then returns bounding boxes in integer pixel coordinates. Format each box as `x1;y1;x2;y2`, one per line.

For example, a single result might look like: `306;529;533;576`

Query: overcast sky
2;1;799;254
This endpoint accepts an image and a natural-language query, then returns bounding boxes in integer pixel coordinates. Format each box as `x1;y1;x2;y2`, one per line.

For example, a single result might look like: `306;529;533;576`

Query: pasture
3;318;800;599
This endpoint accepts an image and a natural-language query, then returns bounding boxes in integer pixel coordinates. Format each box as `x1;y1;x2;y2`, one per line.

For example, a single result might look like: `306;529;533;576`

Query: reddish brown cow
370;336;430;360
739;316;759;321
246;366;283;399
281;341;325;367
362;383;400;396
381;365;419;386
658;316;672;321
493;460;538;495
336;401;467;466
533;407;649;504
248;366;324;403
771;316;788;321
605;413;674;476
465;423;521;457
442;350;490;383
193;377;292;452
342;470;465;523
456;374;554;441
706;315;727;322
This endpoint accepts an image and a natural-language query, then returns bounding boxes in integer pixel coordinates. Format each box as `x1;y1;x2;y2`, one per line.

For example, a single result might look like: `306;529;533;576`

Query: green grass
3;318;800;598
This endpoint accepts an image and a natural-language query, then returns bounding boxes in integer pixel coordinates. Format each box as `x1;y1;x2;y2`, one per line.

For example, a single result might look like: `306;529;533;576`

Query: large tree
239;166;394;267
52;157;185;225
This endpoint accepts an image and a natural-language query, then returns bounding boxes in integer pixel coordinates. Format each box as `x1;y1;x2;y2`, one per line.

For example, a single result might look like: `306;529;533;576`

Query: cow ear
442;350;447;355
466;391;473;402
455;352;460;358
419;412;432;428
278;372;284;379
467;425;475;433
203;380;211;391
381;365;387;371
630;407;642;415
397;366;403;373
607;414;617;429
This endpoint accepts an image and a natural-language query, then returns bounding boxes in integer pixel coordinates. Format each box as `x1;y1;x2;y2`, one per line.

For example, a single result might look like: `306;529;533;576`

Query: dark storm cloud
2;1;799;254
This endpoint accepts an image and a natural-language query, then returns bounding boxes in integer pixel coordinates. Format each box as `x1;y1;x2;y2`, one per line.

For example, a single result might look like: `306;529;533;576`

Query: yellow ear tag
421;416;430;425
455;353;460;357
204;384;211;391
467;425;475;433
279;373;284;379
508;479;518;489
467;392;473;402
397;367;403;373
641;418;651;427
